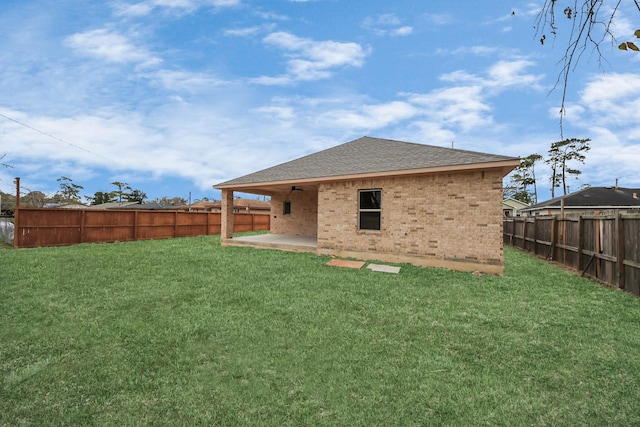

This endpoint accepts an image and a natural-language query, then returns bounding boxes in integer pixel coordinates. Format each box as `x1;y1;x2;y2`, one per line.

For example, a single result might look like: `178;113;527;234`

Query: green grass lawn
2;236;640;426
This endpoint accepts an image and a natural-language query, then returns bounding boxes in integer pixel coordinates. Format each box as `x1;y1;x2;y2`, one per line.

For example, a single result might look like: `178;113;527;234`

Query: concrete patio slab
222;234;317;253
366;263;401;274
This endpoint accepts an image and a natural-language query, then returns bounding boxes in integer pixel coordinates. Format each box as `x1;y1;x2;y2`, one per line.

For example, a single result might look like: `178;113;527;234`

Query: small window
283;201;291;215
359;189;381;230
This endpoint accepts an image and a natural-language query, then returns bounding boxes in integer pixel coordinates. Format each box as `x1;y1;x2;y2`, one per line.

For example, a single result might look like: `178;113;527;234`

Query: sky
1;0;639;204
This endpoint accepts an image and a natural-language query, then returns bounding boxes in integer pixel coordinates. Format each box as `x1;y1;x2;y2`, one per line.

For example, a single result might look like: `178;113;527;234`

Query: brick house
214;136;519;274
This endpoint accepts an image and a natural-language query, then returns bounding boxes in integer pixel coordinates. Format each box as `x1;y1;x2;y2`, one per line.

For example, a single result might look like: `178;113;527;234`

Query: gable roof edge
215;159;519;190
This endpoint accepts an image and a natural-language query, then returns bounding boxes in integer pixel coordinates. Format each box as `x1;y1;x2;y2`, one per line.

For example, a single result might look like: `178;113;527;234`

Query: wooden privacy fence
504;214;640;296
14;208;270;249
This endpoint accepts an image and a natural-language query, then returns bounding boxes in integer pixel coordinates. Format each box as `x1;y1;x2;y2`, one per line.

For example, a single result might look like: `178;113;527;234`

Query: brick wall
317;170;505;274
271;189;318;236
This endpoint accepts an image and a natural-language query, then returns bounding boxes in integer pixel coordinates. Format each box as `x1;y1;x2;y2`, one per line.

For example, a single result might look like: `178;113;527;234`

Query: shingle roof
522;187;640;211
215;136;518;187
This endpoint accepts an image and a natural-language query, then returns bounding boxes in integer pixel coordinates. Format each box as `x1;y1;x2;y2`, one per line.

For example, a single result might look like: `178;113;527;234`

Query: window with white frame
359;189;381;230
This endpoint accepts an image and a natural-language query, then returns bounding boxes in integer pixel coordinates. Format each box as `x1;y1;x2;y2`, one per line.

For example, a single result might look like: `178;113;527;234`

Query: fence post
134;211;138;241
577;216;584;271
547;216;557;260
617;212;626;290
80;209;86;244
13;177;20;249
174;211;178;238
533;216;537;255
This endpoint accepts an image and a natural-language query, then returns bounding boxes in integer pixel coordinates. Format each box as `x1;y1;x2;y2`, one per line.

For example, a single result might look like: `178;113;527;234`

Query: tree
53;176;83;203
124;189;146;203
535;1;640;134
546;138;591;197
0;190;16;214
505;153;544;204
157;196;187;206
22;191;47;207
85;191;116;205
110;181;132;203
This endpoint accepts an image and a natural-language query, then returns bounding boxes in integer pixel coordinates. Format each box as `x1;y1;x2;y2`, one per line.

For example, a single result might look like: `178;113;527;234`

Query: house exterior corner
316;170;506;274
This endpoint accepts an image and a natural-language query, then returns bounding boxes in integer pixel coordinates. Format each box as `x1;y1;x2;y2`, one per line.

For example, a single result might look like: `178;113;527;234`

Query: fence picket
14;208;269;249
504;213;640;296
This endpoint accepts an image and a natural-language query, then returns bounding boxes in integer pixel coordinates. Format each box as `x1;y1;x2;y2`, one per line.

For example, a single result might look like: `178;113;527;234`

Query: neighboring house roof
503;198;529;210
85;202;140;210
177;198;271;211
215;136;519;190
54;203;88;209
521;187;640;213
111;202;180;210
178;201;220;210
232;198;271;210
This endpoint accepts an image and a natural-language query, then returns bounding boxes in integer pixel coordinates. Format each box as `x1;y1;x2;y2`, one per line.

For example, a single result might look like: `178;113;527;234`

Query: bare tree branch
535;1;638;137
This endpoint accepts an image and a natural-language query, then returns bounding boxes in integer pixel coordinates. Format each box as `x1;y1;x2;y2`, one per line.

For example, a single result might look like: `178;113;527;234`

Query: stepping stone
326;259;365;269
366;263;401;274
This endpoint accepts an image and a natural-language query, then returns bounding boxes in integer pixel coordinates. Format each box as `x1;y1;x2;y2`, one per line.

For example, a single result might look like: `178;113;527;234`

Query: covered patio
224;233;317;253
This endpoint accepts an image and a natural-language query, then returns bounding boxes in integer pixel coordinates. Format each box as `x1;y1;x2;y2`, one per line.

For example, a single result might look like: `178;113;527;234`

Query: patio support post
221;189;234;239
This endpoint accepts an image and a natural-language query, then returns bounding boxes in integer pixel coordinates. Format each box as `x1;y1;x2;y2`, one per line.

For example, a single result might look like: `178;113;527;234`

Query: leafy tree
110;181;132;203
520;153;544;204
504;179;534;204
157;196;187;206
546;138;591;198
505;153;544;204
22;191;47;207
86;191;116;205
52;176;83;203
124;189;146;203
0;191;16;214
535;1;640;134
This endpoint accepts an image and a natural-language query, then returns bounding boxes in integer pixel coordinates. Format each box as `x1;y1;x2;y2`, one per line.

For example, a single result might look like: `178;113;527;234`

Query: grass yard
2;236;640;426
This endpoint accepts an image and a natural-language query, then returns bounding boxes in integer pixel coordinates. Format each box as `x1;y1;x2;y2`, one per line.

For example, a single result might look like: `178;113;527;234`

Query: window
359;189;381;230
283;201;291;215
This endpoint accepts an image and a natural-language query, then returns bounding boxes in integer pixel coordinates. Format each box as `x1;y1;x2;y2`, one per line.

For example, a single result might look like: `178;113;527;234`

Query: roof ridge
215;136;519;188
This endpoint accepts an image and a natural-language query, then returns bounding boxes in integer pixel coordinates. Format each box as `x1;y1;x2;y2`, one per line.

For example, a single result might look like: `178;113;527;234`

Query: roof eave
214;159;520;191
522;205;640;211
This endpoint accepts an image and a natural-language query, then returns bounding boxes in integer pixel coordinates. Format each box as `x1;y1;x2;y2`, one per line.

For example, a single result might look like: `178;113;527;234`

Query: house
85;201;141;210
214;136;519;274
178;198;271;214
520;186;640;217
502;198;529;217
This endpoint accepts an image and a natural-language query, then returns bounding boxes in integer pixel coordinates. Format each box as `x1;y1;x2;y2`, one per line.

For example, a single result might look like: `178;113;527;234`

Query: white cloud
112;0;240;17
153;70;229;92
421;13;452;26
579;73;640;124
557;72;640;190
366;14;401;26
65;29;161;68
393;26;413;37
436;45;502;57
224;24;276;37
257;32;369;83
408;86;492;132
439;70;485;84
317;101;418;130
252;106;296;123
440;59;543;91
486;59;543;89
363;14;413;37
